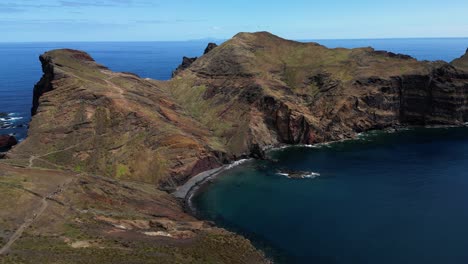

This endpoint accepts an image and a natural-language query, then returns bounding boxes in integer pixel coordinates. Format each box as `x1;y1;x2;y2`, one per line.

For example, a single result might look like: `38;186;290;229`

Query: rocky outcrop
452;48;468;72
204;42;218;54
172;56;197;77
0;135;17;150
172;43;218;77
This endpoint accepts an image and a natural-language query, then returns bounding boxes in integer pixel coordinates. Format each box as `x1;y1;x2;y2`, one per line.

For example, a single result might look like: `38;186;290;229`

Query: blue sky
1;0;468;42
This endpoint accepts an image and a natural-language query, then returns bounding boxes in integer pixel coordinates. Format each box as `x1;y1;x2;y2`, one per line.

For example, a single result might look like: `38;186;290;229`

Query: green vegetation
115;164;129;178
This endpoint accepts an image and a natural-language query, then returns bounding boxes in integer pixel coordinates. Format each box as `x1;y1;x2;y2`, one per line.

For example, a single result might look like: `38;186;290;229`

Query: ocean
1;38;468;263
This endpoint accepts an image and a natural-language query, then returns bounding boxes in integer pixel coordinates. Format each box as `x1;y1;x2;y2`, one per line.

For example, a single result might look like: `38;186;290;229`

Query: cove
193;127;468;264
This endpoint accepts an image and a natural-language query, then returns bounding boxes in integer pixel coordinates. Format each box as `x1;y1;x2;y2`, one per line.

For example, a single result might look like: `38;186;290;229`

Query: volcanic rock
0;134;17;149
204;43;218;54
172;43;219;77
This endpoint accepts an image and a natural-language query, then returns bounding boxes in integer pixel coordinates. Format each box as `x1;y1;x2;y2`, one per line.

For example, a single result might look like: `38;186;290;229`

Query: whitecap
276;172;290;178
277;171;320;179
226;159;250;169
303;172;321;179
0;117;23;122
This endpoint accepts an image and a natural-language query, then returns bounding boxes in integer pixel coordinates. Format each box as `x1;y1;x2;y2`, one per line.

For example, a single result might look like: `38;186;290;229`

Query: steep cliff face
169;32;468;155
9;49;230;188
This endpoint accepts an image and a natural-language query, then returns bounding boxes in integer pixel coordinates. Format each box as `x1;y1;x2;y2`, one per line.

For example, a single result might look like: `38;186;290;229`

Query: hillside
169;32;468;156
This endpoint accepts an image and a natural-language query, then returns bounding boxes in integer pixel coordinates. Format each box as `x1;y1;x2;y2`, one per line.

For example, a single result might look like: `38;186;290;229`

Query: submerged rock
0;134;17;149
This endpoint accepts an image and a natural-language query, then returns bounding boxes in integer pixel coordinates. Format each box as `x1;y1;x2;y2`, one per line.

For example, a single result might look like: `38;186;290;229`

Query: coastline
172;159;251;212
173;127;410;210
179;123;468;212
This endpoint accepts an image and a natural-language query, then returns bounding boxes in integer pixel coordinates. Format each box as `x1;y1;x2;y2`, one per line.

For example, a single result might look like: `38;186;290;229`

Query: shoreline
172;159;251;212
175;123;468;212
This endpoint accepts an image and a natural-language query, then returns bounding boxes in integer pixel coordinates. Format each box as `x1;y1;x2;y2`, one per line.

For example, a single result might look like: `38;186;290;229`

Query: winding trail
0;177;75;255
28;144;81;168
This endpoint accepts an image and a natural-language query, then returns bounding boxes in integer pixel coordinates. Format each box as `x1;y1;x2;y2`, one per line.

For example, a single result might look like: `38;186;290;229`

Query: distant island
1;32;468;263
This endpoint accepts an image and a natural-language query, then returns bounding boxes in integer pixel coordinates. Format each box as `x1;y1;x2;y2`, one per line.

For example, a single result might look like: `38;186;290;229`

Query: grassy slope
0;163;267;263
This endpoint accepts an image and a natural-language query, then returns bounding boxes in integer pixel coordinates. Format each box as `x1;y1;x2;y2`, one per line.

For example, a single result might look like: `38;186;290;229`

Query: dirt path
28;144;81;168
0;177;75;255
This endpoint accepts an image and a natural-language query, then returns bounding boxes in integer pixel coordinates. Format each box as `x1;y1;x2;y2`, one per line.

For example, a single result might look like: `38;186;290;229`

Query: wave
226;159;250;169
277;171;321;179
0;117;24;122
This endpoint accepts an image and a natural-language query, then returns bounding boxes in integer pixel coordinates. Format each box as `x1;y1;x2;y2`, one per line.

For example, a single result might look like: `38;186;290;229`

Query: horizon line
2;36;468;44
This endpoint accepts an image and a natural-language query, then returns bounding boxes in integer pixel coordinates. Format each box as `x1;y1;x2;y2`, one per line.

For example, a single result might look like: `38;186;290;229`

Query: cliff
168;32;468;156
1;32;468;263
8;49;231;189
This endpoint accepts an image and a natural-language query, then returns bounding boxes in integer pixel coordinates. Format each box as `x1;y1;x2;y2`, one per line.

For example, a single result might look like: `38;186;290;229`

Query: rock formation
451;48;468;71
172;56;197;77
0;135;17;150
204;42;218;54
172;43;218;77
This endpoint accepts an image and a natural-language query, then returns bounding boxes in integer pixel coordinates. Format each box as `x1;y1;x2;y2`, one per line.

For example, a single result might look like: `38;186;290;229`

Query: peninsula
1;32;468;263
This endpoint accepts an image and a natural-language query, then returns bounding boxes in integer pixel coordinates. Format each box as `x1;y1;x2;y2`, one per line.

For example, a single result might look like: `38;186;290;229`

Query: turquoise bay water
193;128;468;263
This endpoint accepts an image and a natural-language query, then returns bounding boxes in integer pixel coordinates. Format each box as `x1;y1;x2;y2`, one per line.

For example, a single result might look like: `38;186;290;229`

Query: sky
1;0;468;42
